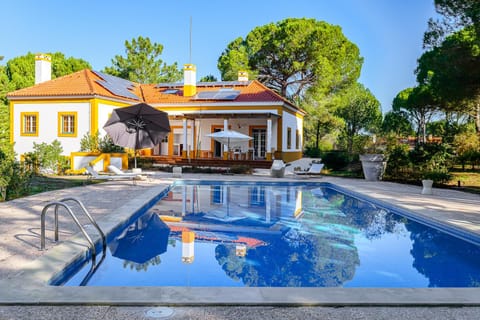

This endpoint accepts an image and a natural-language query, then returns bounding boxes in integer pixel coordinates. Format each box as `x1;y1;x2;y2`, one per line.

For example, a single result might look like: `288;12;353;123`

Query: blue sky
2;0;436;111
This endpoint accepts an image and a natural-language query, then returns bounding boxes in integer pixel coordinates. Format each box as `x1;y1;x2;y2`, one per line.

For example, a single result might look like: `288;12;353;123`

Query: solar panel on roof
197;81;250;87
193;89;241;101
214;90;240;100
92;70;140;100
155;83;182;88
196;91;218;99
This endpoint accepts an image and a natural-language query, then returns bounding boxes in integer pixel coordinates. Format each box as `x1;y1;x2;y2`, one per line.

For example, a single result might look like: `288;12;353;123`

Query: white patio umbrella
206;129;253;152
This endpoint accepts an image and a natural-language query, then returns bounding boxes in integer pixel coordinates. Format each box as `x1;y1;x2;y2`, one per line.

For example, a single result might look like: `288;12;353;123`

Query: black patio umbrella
103;103;171;168
109;212;171;264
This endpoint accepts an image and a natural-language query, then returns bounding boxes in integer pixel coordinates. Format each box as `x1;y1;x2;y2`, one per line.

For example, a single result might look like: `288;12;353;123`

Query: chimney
35;54;51;84
238;70;249;82
183;64;196;96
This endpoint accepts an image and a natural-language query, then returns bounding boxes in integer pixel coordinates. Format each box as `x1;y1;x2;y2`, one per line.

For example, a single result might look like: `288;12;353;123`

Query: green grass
26;174;91;196
445;170;480;194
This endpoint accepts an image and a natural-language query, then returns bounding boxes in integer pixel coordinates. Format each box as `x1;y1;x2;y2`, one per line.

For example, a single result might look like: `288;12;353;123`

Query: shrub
229;165;252;174
98;135;125;153
304;146;321;158
5;161;32;200
0;148;33;201
384;144;411;179
24;140;64;174
80;132;100;152
80;132;125;153
423;170;452;184
321;151;351;171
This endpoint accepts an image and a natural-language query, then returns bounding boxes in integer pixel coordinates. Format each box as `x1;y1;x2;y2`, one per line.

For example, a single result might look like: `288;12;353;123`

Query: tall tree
217;37;256;82
392;86;439;143
199;74;218;82
381;110;414;137
301;91;344;150
5;52;91;91
218;18;362;101
417;27;480;132
424;0;480;48
104;36;182;84
335;83;382;154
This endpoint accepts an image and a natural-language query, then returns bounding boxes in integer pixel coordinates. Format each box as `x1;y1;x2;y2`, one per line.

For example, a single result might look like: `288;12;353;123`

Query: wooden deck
145;156;273;169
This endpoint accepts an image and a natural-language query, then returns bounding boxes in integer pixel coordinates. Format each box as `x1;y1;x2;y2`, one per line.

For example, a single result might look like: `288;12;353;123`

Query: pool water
59;181;480;287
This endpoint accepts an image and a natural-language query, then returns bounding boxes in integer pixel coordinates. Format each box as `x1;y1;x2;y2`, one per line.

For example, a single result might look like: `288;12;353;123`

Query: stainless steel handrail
58;197;106;253
40;198;106;266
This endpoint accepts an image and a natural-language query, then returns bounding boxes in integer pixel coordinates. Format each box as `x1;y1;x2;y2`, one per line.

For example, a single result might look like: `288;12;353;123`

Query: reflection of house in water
148;184;304;226
181;231;195;264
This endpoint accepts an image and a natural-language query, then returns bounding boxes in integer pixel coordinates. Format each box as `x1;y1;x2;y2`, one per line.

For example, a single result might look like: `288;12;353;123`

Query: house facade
7;54;306;163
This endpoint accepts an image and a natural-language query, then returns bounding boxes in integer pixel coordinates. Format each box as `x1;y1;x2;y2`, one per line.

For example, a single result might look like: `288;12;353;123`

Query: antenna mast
189;16;192;63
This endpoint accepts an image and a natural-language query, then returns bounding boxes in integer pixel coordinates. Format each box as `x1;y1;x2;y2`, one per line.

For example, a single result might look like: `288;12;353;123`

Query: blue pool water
58;181;480;287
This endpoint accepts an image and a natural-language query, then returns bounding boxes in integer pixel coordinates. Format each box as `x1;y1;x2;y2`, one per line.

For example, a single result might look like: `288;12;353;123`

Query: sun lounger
107;165;155;176
294;162;324;177
85;165;141;184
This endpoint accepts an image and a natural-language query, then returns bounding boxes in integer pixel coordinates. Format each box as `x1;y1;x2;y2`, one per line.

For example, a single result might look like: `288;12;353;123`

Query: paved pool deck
1;170;480;319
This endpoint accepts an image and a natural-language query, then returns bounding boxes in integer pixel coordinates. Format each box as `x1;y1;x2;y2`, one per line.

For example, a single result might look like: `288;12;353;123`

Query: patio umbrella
103;103;170;168
109;212;170;264
206;129;252;152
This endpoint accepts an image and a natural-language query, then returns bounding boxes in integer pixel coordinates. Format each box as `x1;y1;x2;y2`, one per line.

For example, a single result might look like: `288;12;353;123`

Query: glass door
213;128;223;158
252;128;266;159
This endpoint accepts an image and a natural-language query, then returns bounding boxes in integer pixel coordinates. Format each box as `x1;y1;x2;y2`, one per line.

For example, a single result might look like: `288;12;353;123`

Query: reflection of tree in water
320;188;408;240
320;187;480;287
215;228;359;287
123;255;162;272
406;222;480;287
121;239;177;272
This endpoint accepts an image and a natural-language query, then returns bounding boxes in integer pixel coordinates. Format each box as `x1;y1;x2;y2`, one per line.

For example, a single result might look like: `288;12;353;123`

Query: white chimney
183;64;196;97
35;54;51;84
238;70;249;82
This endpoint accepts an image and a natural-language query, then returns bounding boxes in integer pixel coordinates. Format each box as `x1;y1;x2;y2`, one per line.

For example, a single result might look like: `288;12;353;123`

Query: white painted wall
282;112;303;151
12;101;90;158
97;102;121;137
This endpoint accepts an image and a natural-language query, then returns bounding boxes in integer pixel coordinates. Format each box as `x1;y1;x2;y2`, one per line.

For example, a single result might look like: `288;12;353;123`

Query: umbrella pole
135;130;139;169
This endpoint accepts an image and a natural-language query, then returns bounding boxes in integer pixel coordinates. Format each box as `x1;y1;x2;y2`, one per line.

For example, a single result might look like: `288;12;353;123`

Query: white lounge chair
107;165;155;176
294;162;324;177
270;160;286;178
85;165;140;184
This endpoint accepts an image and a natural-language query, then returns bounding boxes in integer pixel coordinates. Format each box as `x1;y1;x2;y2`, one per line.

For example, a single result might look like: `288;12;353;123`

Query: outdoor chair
84;165;141;185
270;160;287;178
294;162;324;177
107;165;155;177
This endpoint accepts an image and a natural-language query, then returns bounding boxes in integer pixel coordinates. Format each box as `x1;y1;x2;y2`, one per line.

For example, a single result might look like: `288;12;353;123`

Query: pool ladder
40;197;106;266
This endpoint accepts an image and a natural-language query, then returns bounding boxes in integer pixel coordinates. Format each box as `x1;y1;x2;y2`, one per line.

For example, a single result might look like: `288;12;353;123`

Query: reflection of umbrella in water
109;212;170;264
103;103;171;168
206;129;252;152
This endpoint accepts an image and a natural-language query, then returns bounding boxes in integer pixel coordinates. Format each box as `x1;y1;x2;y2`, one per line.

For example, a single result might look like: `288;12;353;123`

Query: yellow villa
7;54;306;166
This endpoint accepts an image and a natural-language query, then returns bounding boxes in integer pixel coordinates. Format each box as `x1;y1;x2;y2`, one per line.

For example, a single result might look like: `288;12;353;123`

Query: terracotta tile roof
7;69;298;110
7;69;141;102
141;80;291;106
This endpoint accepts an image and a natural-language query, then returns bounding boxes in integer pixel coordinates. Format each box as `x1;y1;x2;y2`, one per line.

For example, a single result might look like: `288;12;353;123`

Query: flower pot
421;179;433;195
360;154;386;181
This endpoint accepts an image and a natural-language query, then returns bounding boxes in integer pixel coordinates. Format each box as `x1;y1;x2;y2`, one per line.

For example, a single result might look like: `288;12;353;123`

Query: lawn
446;170;480;194
27;174;91;195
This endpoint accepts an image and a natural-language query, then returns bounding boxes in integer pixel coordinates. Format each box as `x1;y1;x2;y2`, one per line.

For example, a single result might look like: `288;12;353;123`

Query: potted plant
420;169;452;195
360;135;387;181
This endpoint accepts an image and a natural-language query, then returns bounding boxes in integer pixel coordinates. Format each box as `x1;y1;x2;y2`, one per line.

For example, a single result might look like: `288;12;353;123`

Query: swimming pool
56;181;480;288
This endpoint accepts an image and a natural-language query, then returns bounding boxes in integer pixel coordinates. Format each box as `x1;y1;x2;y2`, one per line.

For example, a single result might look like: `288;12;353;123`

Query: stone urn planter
421;179;434;195
360;154;386;181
